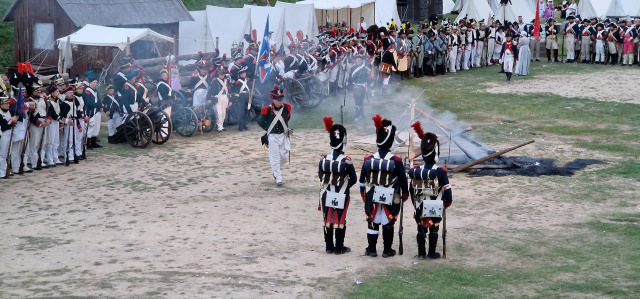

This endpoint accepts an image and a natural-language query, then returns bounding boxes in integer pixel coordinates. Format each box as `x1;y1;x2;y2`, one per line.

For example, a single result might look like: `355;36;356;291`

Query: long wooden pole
452;140;535;173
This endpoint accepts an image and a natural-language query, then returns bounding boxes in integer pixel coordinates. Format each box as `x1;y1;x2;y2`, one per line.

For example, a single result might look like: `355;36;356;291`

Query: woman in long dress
515;32;531;76
543;0;553;18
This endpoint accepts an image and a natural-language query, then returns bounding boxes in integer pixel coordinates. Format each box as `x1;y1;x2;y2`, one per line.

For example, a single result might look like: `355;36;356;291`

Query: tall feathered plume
296;30;304;44
323;117;334;133
411;121;425;139
372;114;383;130
286;31;295;45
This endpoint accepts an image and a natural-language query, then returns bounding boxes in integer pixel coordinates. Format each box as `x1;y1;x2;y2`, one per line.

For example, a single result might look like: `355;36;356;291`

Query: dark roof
2;0;194;25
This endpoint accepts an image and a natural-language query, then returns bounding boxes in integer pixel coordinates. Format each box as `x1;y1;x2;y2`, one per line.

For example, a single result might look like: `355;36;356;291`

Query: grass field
310;62;639;298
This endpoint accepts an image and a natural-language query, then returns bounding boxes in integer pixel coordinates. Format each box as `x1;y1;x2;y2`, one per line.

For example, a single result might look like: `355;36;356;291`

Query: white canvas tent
244;5;287;48
179;11;215;56
455;0;493;22
275;2;319;43
606;0;639;18
443;0;455;15
57;24;174;72
487;0;499;13
578;0;612;19
452;0;468;13
205;6;251;57
302;0;400;28
494;0;535;24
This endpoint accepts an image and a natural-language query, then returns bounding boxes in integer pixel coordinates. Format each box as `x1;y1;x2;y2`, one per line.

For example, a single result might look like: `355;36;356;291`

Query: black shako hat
324;117;347;150
372;114;396;150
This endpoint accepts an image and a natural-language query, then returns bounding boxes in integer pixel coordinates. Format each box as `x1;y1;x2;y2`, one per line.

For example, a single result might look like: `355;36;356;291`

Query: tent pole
125;37;131;55
374;3;376;26
360;6;362;33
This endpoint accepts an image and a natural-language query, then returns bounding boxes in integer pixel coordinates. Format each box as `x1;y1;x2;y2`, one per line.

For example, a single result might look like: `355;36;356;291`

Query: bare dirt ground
483;68;640;105
2;117;636;298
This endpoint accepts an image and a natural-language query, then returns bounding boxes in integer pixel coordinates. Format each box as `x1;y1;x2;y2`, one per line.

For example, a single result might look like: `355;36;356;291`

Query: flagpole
248;15;269;110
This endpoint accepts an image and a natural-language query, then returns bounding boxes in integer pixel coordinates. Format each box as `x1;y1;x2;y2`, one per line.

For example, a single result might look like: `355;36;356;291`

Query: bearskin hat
324;117;347;150
373;114;396;150
412;121;440;163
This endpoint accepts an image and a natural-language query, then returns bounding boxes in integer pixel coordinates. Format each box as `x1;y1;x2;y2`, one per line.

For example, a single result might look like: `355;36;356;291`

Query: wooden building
1;0;193;75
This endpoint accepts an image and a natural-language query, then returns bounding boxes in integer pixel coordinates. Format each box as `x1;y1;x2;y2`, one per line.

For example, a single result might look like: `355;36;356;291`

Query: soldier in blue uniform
119;71;138;116
347;51;371;121
359;115;409;258
408;122;453;259
82;72;102;149
230;66;251;131
102;85;121;140
318;117;357;254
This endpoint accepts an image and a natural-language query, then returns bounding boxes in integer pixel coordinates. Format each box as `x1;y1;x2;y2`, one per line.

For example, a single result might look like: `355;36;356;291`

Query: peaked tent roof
205;6;252;58
494;0;536;24
578;0;612;19
455;0;493;22
244;5;287;48
179;11;215;56
443;0;455;15
606;0;633;18
275;1;319;43
2;0;194;25
487;0;499;13
452;0;469;13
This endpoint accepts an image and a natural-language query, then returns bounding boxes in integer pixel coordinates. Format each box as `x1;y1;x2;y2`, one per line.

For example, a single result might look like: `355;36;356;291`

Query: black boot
87;138;94;149
546;49;551;62
554;49;559;62
365;233;378;257
381;225;396;258
334;227;350;255
324;227;334;254
427;232;441;259
92;137;102;148
417;230;427;259
612;54;617;65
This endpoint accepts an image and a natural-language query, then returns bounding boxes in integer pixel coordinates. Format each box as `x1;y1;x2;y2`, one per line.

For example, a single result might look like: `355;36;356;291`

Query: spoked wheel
150;109;172;144
124;112;153;148
202;107;216;133
173;107;198;137
283;78;306;108
304;76;326;108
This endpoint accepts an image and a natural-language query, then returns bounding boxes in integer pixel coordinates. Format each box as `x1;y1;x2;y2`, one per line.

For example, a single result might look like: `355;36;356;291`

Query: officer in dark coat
359;115;409;258
119;71;138;115
318;117;357;254
347;51;371;121
230;66;251;131
408;122;453;259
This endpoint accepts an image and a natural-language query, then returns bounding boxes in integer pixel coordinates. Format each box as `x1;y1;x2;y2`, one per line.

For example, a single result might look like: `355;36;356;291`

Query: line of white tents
179;0;400;57
452;0;640;25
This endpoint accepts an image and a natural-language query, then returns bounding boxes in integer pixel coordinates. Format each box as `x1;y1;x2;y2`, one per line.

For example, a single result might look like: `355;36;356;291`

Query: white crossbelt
194;75;209;90
266;107;287;135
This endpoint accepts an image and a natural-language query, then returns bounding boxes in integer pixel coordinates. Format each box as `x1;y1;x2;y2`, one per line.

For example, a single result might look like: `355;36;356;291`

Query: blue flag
16;87;26;119
257;16;271;83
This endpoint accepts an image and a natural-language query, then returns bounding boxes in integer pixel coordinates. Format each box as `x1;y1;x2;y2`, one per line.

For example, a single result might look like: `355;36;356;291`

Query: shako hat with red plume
372;114;396;150
270;85;285;101
412;121;440;163
323;117;347;150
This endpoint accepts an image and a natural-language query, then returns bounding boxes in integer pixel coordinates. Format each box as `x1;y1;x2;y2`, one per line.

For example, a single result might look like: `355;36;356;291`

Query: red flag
533;1;541;41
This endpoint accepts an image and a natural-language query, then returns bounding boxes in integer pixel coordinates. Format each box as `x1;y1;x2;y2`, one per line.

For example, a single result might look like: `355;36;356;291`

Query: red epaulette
260;106;269;115
124;84;130;90
284;103;292;111
414;165;420;168
85;90;90;95
344;156;352;161
364;154;373;161
321;154;327;157
393;155;403;163
442;167;448;173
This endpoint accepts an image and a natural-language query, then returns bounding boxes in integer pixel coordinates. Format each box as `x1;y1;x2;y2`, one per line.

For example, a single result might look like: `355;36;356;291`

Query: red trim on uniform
393;155;402;162
443;184;451;190
260;106;269;115
360;192;366;202
364;154;372;161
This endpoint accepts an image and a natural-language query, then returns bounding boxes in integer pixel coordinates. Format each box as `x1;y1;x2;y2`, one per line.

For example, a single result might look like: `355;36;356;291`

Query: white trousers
10;121;27;172
107;112;121;137
607;41;617;54
75;122;84;156
595;40;605;62
28;124;44;167
0;128;12;173
565;34;575;60
45;120;61;164
581;36;591;61
448;48;458;72
463;45;472;70
456;47;464;70
193;89;207;107
493;43;503;60
503;55;515;72
62;124;76;162
487;40;495;64
215;95;229;130
474;41;484;67
268;133;290;183
87;112;101;138
546;37;558;49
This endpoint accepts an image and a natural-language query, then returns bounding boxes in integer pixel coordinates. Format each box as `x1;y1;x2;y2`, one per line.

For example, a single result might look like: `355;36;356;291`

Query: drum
397;56;408;71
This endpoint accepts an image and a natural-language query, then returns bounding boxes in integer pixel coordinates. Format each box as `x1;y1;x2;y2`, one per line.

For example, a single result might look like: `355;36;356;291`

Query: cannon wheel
124;112;153;148
304;76;326;108
151;110;172;145
202;107;216;133
174;107;198;137
283;78;307;108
